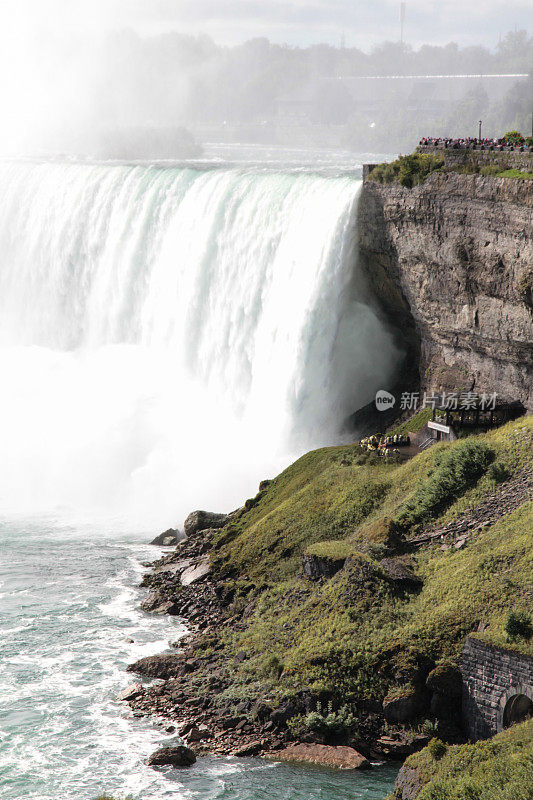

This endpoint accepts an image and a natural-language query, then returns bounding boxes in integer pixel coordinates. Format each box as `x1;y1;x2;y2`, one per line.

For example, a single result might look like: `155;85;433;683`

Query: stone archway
503;694;533;727
497;685;533;732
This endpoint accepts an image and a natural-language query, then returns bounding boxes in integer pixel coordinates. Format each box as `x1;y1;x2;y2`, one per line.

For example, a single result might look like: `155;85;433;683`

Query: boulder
147;746;196;768
185;723;210;742
425;663;462;698
127;653;183;679
181;559;211;586
383;686;425;723
269;700;297;728
233;740;262;756
140;592;164;612
271;743;370;770
150;528;180;546
430;692;457;718
183;511;229;537
140;594;179;615
362;517;403;551
117;683;143;701
379;557;423;589
301;554;345;580
376;733;429;759
343;555;380;599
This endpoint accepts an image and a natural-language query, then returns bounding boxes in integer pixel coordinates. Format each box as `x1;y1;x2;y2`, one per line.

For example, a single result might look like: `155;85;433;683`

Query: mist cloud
3;1;531;47
0;1;529;157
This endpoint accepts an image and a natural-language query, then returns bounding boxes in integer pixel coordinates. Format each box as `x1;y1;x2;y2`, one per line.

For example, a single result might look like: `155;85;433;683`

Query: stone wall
461;636;533;740
417;145;533;172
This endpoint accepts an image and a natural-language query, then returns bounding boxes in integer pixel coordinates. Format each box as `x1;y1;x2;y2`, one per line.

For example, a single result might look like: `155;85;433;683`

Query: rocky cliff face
357;172;533;410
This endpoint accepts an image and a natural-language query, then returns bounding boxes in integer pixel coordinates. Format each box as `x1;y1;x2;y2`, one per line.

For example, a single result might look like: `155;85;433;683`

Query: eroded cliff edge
357;172;533;410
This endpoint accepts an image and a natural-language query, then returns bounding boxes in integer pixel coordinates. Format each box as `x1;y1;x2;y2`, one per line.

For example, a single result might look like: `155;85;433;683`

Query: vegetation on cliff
198;417;532;721
368;153;445;187
130;414;531;768
389;718;533;800
369;150;533;186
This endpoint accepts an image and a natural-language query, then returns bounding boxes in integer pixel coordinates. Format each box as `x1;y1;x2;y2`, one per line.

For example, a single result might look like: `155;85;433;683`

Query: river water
0;521;398;800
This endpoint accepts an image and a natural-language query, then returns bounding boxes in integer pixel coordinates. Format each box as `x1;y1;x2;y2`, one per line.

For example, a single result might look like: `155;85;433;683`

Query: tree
503;130;525;145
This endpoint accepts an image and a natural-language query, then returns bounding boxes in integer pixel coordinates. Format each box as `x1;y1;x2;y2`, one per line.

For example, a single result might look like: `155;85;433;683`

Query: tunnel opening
503;693;533;729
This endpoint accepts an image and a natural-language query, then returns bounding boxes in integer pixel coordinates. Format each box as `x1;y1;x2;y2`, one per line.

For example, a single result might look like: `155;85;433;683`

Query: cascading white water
0;160;399;528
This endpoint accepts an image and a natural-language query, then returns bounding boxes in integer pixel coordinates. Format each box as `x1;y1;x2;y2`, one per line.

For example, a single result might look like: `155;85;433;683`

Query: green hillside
204;417;532;708
389;719;533;800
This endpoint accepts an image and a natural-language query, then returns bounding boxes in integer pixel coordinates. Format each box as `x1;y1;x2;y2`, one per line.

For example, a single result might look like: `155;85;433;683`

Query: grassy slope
495;168;533;180
207;417;532;703
393;719;533;800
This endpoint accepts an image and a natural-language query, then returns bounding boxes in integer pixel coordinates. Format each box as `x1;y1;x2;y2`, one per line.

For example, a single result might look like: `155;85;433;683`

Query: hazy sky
7;0;532;49
0;0;529;154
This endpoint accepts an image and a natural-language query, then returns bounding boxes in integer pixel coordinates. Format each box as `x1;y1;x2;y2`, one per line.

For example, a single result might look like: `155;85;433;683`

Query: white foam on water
0;160;399;529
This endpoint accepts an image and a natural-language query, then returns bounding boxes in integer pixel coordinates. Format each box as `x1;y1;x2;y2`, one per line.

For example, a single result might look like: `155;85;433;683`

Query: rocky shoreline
122;506;432;767
125;512;293;758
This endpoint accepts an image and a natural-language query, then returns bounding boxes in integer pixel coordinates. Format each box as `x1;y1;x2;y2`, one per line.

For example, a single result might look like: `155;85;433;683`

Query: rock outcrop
147;745;196;768
379;556;423;590
117;683;143;701
183;511;229;537
426;662;462;719
391;763;423;800
127;653;184;679
358;172;533;410
300;553;345;580
271;743;370;770
150;528;180;546
382;686;426;723
180;559;211;586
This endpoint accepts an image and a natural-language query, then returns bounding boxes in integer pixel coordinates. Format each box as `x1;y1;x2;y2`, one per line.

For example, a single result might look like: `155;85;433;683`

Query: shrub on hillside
428;737;447;761
370;153;444;187
505;610;533;642
395;441;494;530
488;461;511;483
288;701;358;740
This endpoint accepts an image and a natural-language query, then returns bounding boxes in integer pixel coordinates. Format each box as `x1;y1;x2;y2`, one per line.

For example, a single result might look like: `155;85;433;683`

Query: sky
0;0;529;154
5;0;532;50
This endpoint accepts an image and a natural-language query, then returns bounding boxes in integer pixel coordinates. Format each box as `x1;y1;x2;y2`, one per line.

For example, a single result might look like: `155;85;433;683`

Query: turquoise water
0;521;398;800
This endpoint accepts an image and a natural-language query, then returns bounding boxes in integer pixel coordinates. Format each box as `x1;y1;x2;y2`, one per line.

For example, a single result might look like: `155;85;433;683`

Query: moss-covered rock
383;685;427;723
357;516;403;551
426;663;462;698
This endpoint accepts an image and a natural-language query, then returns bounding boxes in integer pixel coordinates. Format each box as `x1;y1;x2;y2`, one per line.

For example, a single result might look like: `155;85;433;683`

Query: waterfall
0;160;399;527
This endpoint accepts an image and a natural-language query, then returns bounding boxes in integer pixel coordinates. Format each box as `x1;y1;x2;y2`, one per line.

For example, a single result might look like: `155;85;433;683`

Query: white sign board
428;420;451;434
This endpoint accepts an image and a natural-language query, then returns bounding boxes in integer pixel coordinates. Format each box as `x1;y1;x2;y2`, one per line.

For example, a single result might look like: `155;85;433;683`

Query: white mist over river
0;150;398;528
0;147;399;800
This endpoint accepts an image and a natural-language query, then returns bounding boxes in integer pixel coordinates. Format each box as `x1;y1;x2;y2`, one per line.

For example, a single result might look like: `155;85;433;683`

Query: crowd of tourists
358;433;411;459
419;136;532;151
